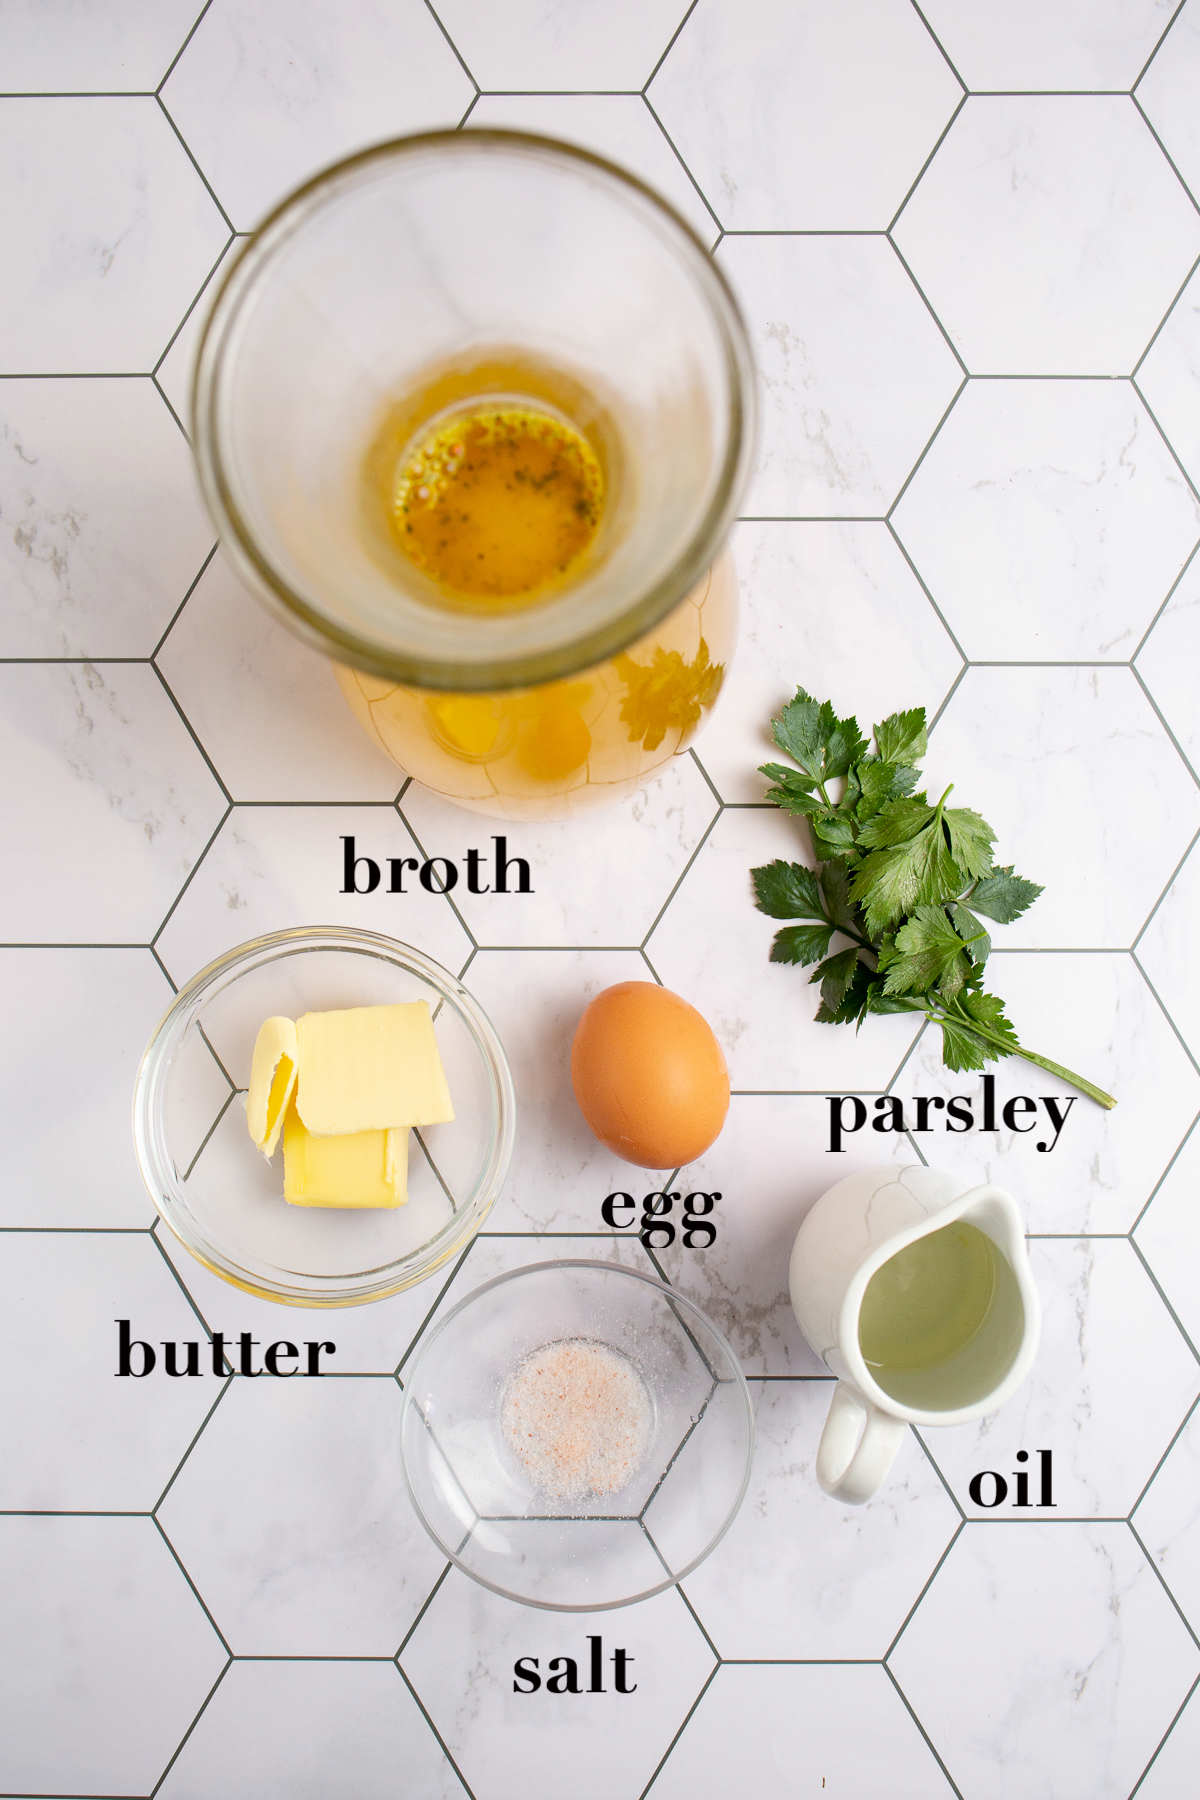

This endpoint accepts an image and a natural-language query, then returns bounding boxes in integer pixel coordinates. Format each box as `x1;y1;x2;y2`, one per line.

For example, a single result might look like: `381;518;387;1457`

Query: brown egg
570;981;730;1169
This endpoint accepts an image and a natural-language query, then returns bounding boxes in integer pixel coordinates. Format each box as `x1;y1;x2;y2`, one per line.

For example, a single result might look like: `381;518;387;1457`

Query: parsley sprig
751;688;1116;1110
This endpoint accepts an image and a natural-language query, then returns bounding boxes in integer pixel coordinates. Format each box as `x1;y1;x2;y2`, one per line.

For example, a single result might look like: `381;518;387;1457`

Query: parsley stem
930;1008;1117;1110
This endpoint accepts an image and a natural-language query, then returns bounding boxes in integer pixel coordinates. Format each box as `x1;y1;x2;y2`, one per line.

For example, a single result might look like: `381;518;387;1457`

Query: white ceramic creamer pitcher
789;1165;1040;1504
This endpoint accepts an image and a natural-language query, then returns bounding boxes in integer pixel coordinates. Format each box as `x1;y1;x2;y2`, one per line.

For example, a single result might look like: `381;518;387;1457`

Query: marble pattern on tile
892;379;1200;661
1138;0;1200;208
154;802;471;983
401;1568;715;1800
0;0;202;91
1135;1682;1200;1799
893;96;1200;374
928;1240;1198;1519
654;1096;918;1375
157;553;402;801
0;948;227;1227
401;758;717;949
466;96;717;247
432;0;691;90
894;953;1200;1233
1134;1123;1200;1351
0;97;228;373
717;234;962;515
0;1515;226;1796
1139;836;1200;1062
0;377;214;656
694;521;962;803
463;948;659;1230
161;0;472;231
0;662;227;944
1134;1401;1200;1637
649;1662;956;1799
1138;264;1200;494
923;665;1200;948
677;1380;959;1658
917;0;1177;90
646;807;923;1092
649;0;960;230
157;1659;467;1800
890;1524;1200;1800
158;1376;444;1654
1138;551;1200;784
0;1233;225;1509
156;234;246;431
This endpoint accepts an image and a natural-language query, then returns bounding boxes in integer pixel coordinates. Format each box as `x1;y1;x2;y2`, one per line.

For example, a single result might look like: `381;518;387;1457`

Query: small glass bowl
132;927;514;1306
400;1260;754;1610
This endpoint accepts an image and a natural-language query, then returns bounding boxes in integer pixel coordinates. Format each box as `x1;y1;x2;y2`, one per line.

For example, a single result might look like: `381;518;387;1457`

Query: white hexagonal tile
0;662;227;944
156;233;246;435
432;0;687;90
1140;0;1200;204
895;955;1200;1232
1134;1123;1200;1349
676;1379;958;1657
646;808;922;1092
890;1524;1200;1799
467;96;716;247
1140;837;1200;1061
154;803;470;984
0;1515;225;1796
0;948;229;1227
924;667;1200;948
158;1660;467;1800
917;0;1176;90
402;1568;715;1800
654;1099;919;1375
0;1;202;91
0;377;213;655
1134;1403;1200;1636
157;554;402;801
718;235;961;516
928;1240;1197;1519
0;97;228;373
1136;1684;1200;1799
1138;554;1200;782
893;97;1200;374
464;948;657;1230
649;0;960;230
696;521;962;802
1139;263;1200;492
892;380;1200;660
161;0;472;231
0;1233;225;1509
401;757;716;948
158;1377;444;1653
650;1663;956;1799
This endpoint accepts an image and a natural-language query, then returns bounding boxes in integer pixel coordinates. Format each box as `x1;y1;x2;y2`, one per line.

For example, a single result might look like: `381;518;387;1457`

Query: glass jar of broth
193;131;755;819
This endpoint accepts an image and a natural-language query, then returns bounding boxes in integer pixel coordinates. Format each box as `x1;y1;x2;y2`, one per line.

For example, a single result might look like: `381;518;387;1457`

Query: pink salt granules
500;1337;653;1503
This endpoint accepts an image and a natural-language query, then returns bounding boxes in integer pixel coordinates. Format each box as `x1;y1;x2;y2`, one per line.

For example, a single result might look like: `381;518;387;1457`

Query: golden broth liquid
859;1221;1004;1378
344;353;734;819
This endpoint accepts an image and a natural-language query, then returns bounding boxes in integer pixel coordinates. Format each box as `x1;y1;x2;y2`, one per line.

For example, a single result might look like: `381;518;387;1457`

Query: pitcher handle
816;1381;907;1505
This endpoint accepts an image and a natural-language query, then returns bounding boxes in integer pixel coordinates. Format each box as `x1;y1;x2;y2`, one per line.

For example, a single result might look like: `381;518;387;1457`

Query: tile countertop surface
4;2;1200;1797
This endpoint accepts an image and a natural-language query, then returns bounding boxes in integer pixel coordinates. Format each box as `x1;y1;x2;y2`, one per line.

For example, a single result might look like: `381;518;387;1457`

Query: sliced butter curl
246;1016;299;1158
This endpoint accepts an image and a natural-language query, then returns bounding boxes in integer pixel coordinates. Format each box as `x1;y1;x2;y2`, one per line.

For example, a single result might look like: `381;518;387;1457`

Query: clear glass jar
193;130;754;819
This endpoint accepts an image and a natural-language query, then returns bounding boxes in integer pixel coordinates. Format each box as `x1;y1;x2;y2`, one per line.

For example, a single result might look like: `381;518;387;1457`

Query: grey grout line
882;1661;967;1800
642;90;723;239
394;801;480;952
149;803;232;947
1133;248;1200;377
1132;663;1200;795
152;231;236;376
885;233;969;377
1129;1235;1200;1367
150;540;220;660
394;1659;479;1800
156;0;214;94
1131;377;1200;511
1128;1518;1200;1656
457;91;479;129
423;0;479;94
887;372;968;516
153;1375;235;1508
395;1560;454;1657
911;1428;966;1520
392;1237;479;1378
639;806;723;952
687;745;723;809
643;0;701;92
151;1514;234;1656
887;92;967;234
884;1519;964;1660
1130;1391;1200;1518
181;1088;238;1181
148;1655;233;1796
1132;90;1200;220
637;1662;721;1800
928;662;968;731
150;1220;219;1341
1131;1110;1200;1235
151;659;233;803
884;519;970;662
1134;0;1192;89
1131;537;1200;663
1132;823;1200;952
154;93;234;234
906;0;968;90
1127;1670;1200;1798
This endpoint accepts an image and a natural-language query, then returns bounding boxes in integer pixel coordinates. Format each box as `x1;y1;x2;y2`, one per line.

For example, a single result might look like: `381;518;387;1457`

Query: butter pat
282;1104;408;1209
246;1017;299;1157
295;1002;454;1135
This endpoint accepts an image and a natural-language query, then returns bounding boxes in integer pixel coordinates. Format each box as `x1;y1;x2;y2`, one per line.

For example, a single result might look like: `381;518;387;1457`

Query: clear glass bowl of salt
399;1259;754;1610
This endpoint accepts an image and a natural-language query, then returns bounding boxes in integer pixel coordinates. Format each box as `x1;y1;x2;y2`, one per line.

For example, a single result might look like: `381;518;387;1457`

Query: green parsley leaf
853;757;904;822
939;1013;993;1073
942;807;995;880
856;796;933;849
771;688;867;785
809;946;860;1016
950;902;991;967
819;863;858;934
881;905;972;1000
850;828;960;936
970;866;1044;924
770;923;835;967
809;815;858;863
874;707;927;765
752;860;825;921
